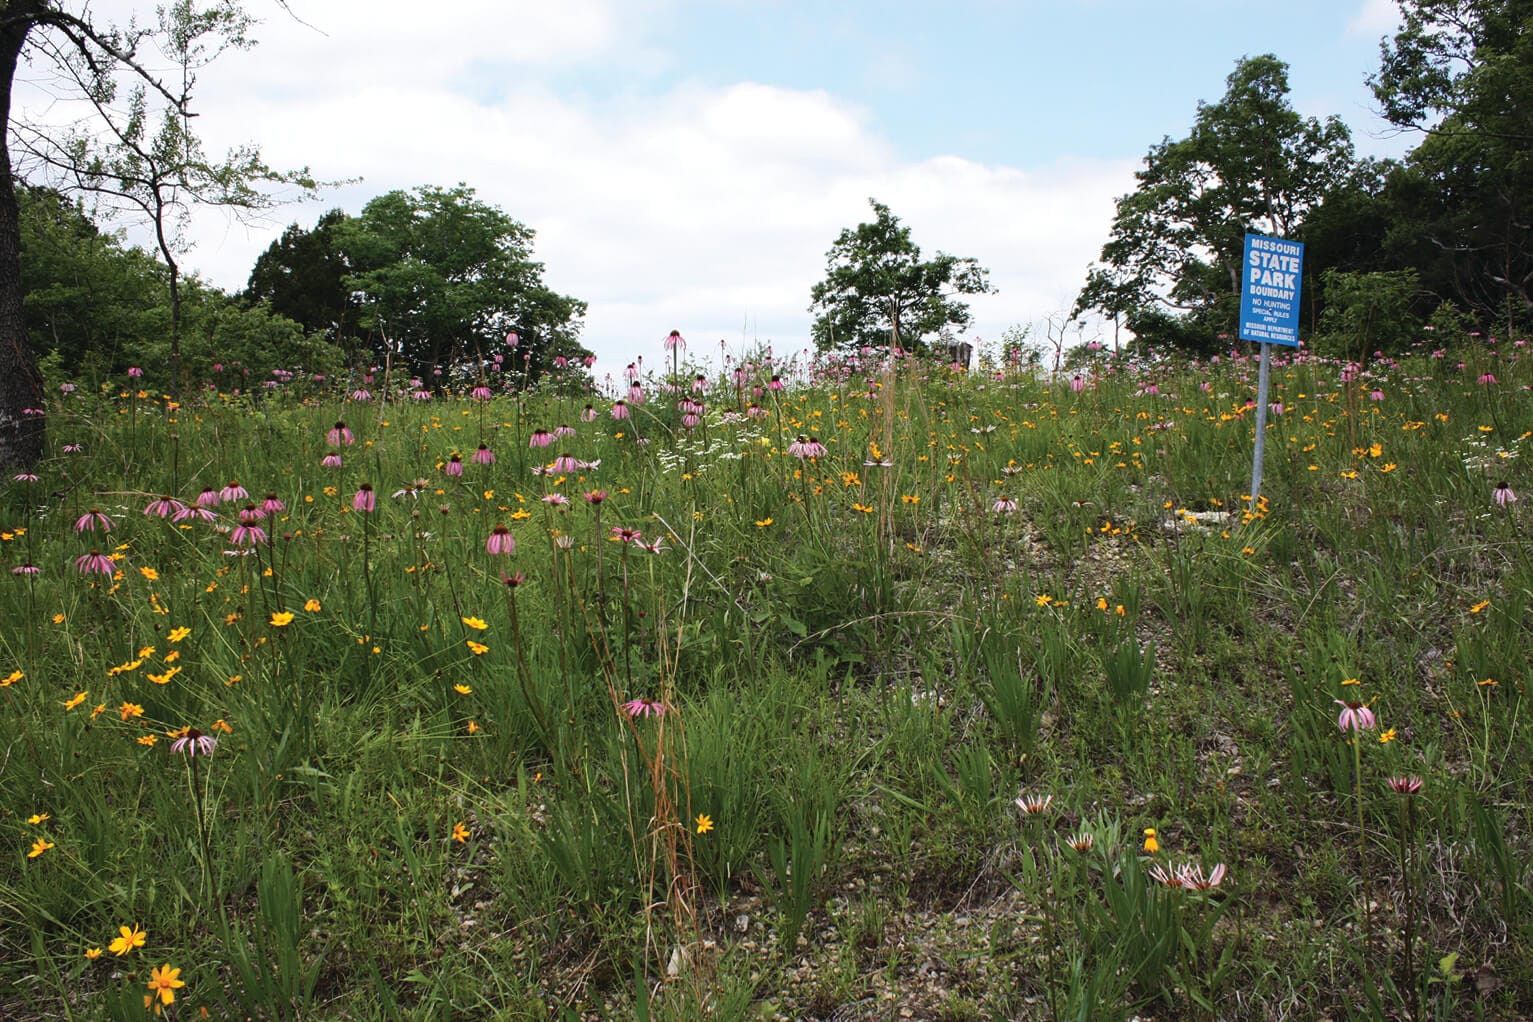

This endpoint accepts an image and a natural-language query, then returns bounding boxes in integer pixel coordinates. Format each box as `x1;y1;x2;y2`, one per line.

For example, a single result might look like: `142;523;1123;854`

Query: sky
16;0;1412;376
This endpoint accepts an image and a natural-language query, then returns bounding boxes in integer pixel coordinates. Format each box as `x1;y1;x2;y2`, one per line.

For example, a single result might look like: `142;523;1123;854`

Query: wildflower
321;453;343;468
486;525;515;555
584;489;608;505
1335;700;1376;732
27;813;48;825
220;481;248;502
261;494;285;515
28;837;54;858
1034;594;1053;607
541;493;570;508
1065;832;1094;853
84;947;102;960
328;421;354;446
304;599;321;612
172;503;217;523
139;566;160;581
137;734;158;747
62;441;83;452
1142;828;1160;853
143;495;185;518
75;551;116;576
501;570;527;587
461;616;489;630
622;696;668;718
992;497;1018;513
63;692;86;711
109;924;146;956
353;484;376;513
145;963;184;1008
1070;374;1085;393
472;444;495;465
1176;862;1228;891
452;822;471;843
1470;599;1490;613
454;683;472;694
74;509;113;532
1494;482;1516;507
168;626;191;643
1478;373;1497;385
695;814;714;835
350;388;373;402
1387;775;1423;795
120;702;145;721
1014;793;1053;815
466;720;481;734
170;728;217;756
528;428;554;448
466;640;489;655
229;521;268;547
664;329;686;351
551;453;578;473
147;666;181;685
11;563;39;575
442;453;465;477
2;669;21;686
1149;863;1184;888
471;384;493;400
610;400;630;420
269;611;295;627
1378;728;1398;743
755;517;774;527
612;525;643;543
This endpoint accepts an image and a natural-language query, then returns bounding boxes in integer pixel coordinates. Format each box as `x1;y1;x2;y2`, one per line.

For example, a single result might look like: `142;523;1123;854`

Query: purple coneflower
1494;482;1516;507
1070;375;1085;393
628;384;645;405
1370;390;1385;401
261;494;285;515
74;509;114;532
13;472;39;483
328;421;354;446
663;330;685;351
581;404;598;422
350;388;373;402
612;526;643;544
12;563;40;575
768;375;785;391
445;455;464;477
353;484;376;513
992;497;1019;513
1386;776;1423;795
128;366;143;378
74;550;116;575
1478;373;1497;385
610;400;630;420
551;454;578;473
470;385;493;401
622;696;668;718
173;505;218;523
220;481;248;502
321;454;344;469
230;521;268;546
472;444;495;465
486;525;516;555
1149;864;1186;889
501;570;527;587
62;442;83;453
553;424;576;439
171;729;217;756
541;493;570;507
584;490;608;505
238;504;265;524
528;429;554;448
143;496;185;518
1335;700;1376;733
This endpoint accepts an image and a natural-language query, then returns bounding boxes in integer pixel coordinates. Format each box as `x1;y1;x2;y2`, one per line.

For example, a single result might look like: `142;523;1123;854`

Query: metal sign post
1238;233;1304;513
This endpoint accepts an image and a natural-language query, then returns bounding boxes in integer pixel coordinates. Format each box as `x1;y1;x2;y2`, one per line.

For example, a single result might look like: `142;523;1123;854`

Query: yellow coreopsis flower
461;616;488;630
304;598;321;612
139;566;159;581
466;640;489;656
1;669;21;687
108;924;146;956
452;822;471;843
146;963;184;1007
120;702;145;721
28;838;54;858
454;683;472;695
167;626;191;643
695;814;714;835
270;611;295;627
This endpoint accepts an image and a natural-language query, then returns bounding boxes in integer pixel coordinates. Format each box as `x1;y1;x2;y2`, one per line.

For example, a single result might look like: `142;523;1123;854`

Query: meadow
1;334;1530;1021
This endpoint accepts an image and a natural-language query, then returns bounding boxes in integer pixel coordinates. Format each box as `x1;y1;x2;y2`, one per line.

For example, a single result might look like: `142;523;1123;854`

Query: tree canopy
809;199;992;355
246;185;589;379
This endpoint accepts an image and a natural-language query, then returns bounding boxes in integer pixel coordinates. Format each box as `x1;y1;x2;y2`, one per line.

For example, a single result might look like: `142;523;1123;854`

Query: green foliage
1315;268;1423;357
809;198;992;355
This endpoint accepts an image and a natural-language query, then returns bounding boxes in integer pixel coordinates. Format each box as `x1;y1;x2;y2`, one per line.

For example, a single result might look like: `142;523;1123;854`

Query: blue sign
1239;233;1304;347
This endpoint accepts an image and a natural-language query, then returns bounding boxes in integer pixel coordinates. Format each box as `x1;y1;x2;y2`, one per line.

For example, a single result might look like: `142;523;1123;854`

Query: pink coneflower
230;521;268;546
551;454;578;473
327;422;354;446
584;490;608;505
1176;863;1228;891
768;375;785;392
628;384;645;405
553;424;577;440
470;385;493;401
1269;403;1284;416
528;429;554;448
553;534;575;550
1070;375;1085;393
692;374;707;394
445;454;464;477
746;403;768;420
506;331;519;348
622;696;668;718
261;494;286;515
541;493;571;507
1478;373;1497;385
1370;390;1385;401
1335;700;1376;732
682;413;700;429
74;550;116;575
12;472;39;482
1386;776;1423;795
220;481;248;502
1494;482;1517;507
486;525;516;555
143;496;185;518
610;400;630;420
237;504;266;524
788;436;826;458
62;442;83;453
171;728;218;756
992;497;1019;513
501;570;527;587
353;484;376;513
12;563;40;575
581;404;598;422
74;509;113;533
413;387;433;401
128;366;143;378
642;536;668;555
321;454;344;469
663;330;685;351
172;504;217;523
553;355;569;369
612;526;643;544
1199;381;1212;392
350;388;373;402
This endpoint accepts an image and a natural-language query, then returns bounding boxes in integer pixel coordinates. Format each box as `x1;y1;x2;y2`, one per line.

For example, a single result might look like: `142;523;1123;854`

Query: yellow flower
120;702;145;721
510;508;531;520
1470;600;1490;614
27;813;49;825
901;494;920;504
137;645;156;659
139;566;159;581
147;666;181;686
1380;463;1397;473
1035;594;1053;607
695;814;714;835
466;640;489;656
137;735;158;747
754;517;773;527
1479;677;1498;687
52;613;64;624
461;616;488;630
851;502;875;513
1341;677;1361;687
466;720;481;735
452;822;471;843
167;626;191;643
1142;828;1160;854
84;947;102;960
1378;728;1398;743
304;598;321;612
454;683;473;695
109;924;146;956
269;611;295;627
1;669;21;687
146;963;184;1007
28;838;54;858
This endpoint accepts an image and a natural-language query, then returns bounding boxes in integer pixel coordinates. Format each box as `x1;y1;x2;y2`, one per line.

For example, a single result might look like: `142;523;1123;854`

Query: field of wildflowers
2;333;1530;1019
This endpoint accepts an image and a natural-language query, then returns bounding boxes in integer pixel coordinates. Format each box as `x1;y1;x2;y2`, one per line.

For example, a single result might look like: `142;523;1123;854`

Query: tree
1077;55;1356;351
809;199;993;355
1371;0;1533;328
1;1;311;470
251;186;589;380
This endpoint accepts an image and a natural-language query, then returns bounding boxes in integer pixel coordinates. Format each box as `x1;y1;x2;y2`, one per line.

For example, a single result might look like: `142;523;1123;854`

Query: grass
1;338;1530;1020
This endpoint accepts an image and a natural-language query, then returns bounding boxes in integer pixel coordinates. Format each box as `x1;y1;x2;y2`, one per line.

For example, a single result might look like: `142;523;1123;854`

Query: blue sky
21;0;1409;377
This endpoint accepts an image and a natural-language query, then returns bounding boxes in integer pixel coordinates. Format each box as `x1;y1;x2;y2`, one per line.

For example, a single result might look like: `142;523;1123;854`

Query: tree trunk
0;7;47;472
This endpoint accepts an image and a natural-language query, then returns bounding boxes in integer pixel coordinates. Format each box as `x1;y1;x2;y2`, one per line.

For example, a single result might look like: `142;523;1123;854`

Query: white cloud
1347;0;1401;37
